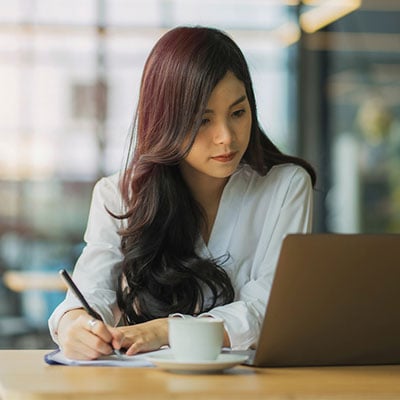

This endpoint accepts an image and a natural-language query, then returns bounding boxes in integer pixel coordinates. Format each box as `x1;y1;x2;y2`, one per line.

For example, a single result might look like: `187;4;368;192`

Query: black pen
59;269;123;357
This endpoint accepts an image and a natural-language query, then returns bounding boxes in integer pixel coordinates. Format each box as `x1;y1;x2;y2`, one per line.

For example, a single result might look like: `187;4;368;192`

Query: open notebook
44;348;165;367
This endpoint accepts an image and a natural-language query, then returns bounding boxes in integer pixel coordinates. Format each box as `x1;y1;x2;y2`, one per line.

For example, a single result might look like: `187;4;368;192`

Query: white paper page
45;347;171;367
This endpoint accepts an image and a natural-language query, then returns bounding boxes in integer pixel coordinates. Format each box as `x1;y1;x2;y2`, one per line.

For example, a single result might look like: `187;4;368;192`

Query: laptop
240;233;400;367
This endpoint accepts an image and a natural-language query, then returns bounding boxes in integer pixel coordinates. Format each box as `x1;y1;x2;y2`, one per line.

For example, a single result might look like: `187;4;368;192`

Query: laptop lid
251;233;400;367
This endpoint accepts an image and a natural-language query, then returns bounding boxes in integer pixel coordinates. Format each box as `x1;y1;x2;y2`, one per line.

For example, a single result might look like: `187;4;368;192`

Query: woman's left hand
117;318;169;356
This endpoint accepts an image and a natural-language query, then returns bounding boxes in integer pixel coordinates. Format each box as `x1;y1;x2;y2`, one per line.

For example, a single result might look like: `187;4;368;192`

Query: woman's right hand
57;309;124;360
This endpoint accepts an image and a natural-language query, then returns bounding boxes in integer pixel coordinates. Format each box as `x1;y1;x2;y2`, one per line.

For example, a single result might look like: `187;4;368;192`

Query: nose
213;121;234;145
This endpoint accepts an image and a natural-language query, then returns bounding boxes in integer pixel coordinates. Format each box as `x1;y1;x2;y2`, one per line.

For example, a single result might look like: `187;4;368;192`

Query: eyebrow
204;94;247;114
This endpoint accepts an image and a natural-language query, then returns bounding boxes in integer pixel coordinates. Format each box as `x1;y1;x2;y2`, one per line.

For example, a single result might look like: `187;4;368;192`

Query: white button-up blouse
48;163;313;350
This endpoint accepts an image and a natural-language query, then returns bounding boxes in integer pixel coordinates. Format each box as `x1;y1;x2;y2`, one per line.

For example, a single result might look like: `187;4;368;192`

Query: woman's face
180;71;252;184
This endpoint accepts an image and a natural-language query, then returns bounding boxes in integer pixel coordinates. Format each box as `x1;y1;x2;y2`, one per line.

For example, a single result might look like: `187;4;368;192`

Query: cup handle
168;313;195;319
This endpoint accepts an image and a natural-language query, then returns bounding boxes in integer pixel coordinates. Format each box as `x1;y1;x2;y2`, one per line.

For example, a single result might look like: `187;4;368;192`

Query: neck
182;171;228;210
180;168;229;244
201;182;227;208
195;179;226;244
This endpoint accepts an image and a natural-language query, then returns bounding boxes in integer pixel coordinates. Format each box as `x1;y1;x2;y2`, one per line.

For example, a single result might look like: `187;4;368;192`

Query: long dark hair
116;26;316;325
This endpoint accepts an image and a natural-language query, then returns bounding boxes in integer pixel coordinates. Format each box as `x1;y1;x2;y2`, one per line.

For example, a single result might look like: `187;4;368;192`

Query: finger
125;340;145;356
106;326;125;350
84;318;113;344
116;330;139;356
62;332;109;360
73;317;114;356
67;342;102;360
87;321;125;353
124;334;160;356
85;319;126;355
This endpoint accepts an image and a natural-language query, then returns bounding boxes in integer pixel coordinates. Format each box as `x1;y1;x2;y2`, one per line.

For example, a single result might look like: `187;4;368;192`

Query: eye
232;109;245;118
200;118;210;126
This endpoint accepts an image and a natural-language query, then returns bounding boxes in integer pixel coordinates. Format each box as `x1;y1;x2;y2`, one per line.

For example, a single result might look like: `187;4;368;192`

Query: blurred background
0;0;399;349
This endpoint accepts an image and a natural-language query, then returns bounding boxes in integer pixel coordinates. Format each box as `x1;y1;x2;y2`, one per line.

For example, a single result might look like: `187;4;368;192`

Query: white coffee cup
168;316;224;362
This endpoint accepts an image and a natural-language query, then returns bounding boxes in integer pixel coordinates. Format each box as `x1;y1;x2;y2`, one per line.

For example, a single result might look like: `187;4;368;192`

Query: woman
49;26;316;360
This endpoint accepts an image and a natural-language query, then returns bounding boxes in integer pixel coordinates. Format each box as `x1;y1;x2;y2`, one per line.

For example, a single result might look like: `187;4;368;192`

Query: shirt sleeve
201;167;314;350
48;176;124;344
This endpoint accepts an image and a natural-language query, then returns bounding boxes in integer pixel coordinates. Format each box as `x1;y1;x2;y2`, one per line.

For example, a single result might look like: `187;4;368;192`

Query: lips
211;152;237;162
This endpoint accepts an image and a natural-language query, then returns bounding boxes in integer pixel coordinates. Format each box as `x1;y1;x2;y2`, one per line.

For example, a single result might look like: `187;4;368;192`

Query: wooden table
1;350;400;399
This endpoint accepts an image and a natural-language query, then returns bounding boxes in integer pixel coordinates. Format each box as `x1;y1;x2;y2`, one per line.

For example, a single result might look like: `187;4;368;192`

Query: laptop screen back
253;234;400;367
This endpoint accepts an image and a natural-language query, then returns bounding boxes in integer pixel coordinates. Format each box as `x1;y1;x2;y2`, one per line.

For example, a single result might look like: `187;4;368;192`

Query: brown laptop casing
253;234;400;367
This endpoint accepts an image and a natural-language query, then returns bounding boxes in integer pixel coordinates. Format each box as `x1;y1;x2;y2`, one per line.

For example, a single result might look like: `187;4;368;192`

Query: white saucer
145;353;248;373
